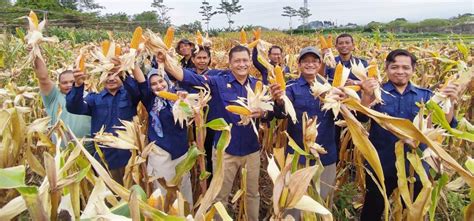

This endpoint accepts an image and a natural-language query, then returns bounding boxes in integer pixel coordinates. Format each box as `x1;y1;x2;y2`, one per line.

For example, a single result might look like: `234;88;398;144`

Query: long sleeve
252;47;269;85
181;68;212;87
137;80;154;109
122;75;142;106
66;84;93;116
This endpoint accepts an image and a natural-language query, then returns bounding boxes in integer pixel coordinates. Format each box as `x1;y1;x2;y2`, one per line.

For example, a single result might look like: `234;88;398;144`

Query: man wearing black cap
270;47;344;202
176;39;195;69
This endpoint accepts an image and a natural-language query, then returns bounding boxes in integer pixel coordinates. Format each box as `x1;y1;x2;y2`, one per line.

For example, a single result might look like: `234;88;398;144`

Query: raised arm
66;70;92;115
32;53;54;95
159;51;184;81
131;63;146;83
252;47;270;84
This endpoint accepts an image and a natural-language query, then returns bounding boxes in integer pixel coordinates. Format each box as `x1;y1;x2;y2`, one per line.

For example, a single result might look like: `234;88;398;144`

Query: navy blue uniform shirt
252;47;290;85
274;76;338;166
132;77;189;160
325;55;368;82
368;81;458;177
66;79;139;169
180;69;262;156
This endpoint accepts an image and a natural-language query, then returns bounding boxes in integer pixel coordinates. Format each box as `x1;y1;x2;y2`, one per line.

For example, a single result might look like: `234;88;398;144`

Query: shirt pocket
378;103;398;116
221;92;238;105
293;94;307;109
118;98;134;119
94;104;109;118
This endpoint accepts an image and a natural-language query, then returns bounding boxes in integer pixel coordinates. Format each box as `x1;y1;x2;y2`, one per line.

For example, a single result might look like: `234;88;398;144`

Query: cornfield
0;13;473;221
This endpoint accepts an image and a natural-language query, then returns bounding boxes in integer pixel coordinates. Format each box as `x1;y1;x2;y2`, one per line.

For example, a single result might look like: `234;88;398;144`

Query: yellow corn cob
157;91;179;101
345;85;361;92
367;60;378;78
254;81;263;94
268;78;276;85
78;55;85;72
115;45;122;56
275;65;286;90
332;63;343;87
130;26;143;50
101;40;110;56
163;27;175;49
148;197;157;208
319;35;328;49
147;196;163;209
253;28;261;40
226;105;251;116
327;35;333;48
247;39;259;48
29;11;39;29
240;28;247;44
196;30;203;46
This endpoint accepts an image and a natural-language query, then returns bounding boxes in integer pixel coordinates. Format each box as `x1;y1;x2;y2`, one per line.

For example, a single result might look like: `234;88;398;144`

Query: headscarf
147;68;173;138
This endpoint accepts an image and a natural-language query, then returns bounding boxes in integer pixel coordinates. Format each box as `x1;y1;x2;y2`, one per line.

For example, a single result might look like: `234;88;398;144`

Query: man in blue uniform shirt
323;33;368;84
66;64;140;184
252;45;291;84
157;45;270;221
359;49;460;220
270;46;376;199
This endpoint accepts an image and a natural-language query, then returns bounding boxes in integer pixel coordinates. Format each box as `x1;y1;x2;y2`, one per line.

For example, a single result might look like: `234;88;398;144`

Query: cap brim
298;51;321;62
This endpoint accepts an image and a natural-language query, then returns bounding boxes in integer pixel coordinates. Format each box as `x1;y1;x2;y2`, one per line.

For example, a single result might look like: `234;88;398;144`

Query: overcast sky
95;0;474;29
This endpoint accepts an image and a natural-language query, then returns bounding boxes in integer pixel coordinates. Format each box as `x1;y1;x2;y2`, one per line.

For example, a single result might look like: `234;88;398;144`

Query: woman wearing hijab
125;65;193;204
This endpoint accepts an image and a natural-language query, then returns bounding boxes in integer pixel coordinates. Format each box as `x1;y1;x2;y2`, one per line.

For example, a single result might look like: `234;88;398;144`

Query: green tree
297;7;311;33
199;0;217;31
0;0;11;7
15;0;62;10
151;0;173;26
77;0;104;11
103;12;130;22
387;18;408;31
282;6;298;34
217;0;243;29
418;18;451;27
178;20;203;33
133;10;159;22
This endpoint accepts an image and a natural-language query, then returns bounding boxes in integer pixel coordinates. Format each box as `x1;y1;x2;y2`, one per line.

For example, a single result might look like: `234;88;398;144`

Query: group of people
32;33;460;220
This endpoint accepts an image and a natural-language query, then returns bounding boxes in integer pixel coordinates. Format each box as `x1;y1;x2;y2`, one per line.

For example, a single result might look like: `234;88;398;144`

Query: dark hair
228;45;250;60
268;45;283;55
176;39;194;50
192;46;212;65
385;49;417;69
58;70;73;82
335;33;354;44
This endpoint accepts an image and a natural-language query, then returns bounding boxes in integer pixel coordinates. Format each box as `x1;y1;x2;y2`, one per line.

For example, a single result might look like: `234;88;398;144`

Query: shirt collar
100;86;124;97
227;71;252;85
297;76;310;86
384;81;418;95
194;67;210;75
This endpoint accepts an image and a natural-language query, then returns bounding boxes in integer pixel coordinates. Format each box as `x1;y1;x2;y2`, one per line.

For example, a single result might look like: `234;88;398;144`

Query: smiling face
149;75;169;92
178;43;192;57
191;50;211;72
58;72;74;94
268;47;283;65
104;72;123;93
335;36;354;57
298;53;321;80
229;50;250;79
386;55;415;87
